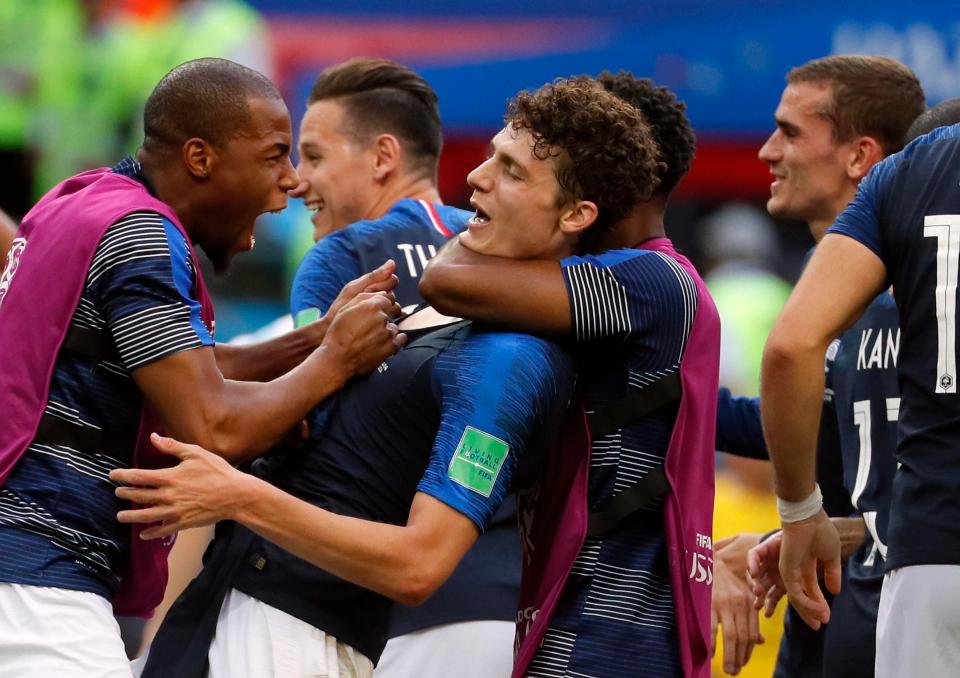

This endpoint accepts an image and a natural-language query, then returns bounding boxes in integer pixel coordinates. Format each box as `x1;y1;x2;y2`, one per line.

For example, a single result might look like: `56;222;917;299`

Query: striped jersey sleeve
85;211;214;371
560;248;697;358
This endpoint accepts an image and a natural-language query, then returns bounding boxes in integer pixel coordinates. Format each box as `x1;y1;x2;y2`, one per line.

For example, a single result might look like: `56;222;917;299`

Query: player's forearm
831;517;866;560
154;346;347;463
215;317;329;381
760;330;827;502
201;347;347;462
420;237;571;333
231;475;445;606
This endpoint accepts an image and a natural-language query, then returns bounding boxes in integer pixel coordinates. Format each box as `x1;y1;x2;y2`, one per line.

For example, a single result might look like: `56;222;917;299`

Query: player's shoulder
561;246;654;270
868;122;960;191
565;246;694;295
455;328;572;373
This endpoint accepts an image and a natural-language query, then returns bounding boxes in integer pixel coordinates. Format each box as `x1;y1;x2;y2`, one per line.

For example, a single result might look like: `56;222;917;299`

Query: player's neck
369;174;442;220
597;198;667;251
808;218;832;243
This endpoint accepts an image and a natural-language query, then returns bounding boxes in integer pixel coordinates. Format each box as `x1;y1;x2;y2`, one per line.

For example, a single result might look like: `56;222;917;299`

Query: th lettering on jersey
857;327;900;370
396;242;438;278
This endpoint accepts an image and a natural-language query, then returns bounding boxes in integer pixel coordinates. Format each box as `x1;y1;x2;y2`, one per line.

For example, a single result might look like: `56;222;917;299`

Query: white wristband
777;484;823;523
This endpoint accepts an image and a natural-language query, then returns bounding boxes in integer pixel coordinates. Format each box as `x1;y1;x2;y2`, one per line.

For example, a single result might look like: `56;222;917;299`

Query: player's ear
372;133;402;182
847;136;884;181
559;199;598;236
182;137;216;180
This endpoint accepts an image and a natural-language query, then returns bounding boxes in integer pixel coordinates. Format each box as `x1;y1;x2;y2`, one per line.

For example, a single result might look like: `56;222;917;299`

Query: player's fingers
109;466;170;487
801;566;830;624
149;432;197;460
744;601;761;666
115;486;165;505
822;555;843;595
117;506;169;525
363;273;400;294
139;522;179;540
764;583;786;617
733;601;750;674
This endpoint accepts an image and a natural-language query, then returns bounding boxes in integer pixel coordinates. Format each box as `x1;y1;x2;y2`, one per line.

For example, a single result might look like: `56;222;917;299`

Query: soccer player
0;58;401;677
713;55;925;678
759;79;960;678
288;58;519;678
112;76;661;678
748;100;960;678
420;70;720;678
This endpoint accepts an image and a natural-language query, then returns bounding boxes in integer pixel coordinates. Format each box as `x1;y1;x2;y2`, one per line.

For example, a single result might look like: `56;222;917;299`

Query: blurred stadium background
2;2;955;675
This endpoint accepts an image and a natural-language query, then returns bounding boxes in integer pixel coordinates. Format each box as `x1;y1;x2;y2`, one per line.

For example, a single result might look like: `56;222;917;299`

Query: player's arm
715;389;768;459
112;435;478;605
112;337;574;602
134;293;402;464
420;237;571;333
711;532;766;675
213;259;398;382
761;233;885;629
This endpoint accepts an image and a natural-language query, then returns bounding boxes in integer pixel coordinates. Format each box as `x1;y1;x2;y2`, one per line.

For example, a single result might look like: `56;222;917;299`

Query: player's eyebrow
494;145;529;178
774;116;800;136
266;140;290;157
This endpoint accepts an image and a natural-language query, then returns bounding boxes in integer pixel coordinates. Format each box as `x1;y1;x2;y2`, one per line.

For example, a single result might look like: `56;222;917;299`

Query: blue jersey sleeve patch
417;331;574;531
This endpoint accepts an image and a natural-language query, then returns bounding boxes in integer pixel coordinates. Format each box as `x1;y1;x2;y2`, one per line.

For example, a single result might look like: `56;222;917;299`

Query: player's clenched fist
322;291;406;376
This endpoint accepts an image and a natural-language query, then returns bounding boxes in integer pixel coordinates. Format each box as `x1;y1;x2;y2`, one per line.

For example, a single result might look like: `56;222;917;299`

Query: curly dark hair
596;70;696;198
505;76;660;237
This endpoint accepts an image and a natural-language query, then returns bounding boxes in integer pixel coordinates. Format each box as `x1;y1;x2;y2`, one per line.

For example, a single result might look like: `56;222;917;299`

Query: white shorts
876;564;960;678
0;583;131;678
374;620;515;678
206;589;373;678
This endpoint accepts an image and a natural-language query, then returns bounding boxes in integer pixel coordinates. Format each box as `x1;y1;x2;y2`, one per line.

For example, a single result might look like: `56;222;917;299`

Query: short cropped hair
787;55;925;156
505;76;660;237
143;58;281;151
596;70;696;198
308;58;442;176
906;98;960;142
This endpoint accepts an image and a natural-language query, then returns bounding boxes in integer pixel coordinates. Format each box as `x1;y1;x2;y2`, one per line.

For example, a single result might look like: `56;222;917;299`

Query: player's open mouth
469;207;490;226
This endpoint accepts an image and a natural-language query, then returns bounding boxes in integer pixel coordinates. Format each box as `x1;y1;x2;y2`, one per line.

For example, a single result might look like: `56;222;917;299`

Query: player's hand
327;260;400;320
711;534;765;675
778;509;841;630
747;531;786;617
110;433;256;538
322;291;406;378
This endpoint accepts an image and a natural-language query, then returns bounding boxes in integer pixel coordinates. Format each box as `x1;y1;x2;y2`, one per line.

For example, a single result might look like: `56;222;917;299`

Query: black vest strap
587;370;681;439
34;412;131;457
587;465;669;538
60;324;121;363
585;371;681;537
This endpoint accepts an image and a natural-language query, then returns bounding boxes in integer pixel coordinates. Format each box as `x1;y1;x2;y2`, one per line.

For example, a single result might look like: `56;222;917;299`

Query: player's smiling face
294;99;380;242
462;126;578;260
758;81;860;229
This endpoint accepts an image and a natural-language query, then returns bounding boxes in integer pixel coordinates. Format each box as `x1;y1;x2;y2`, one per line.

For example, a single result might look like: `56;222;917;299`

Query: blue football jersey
290;198;469;324
818;293;899;678
829;122;960;570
